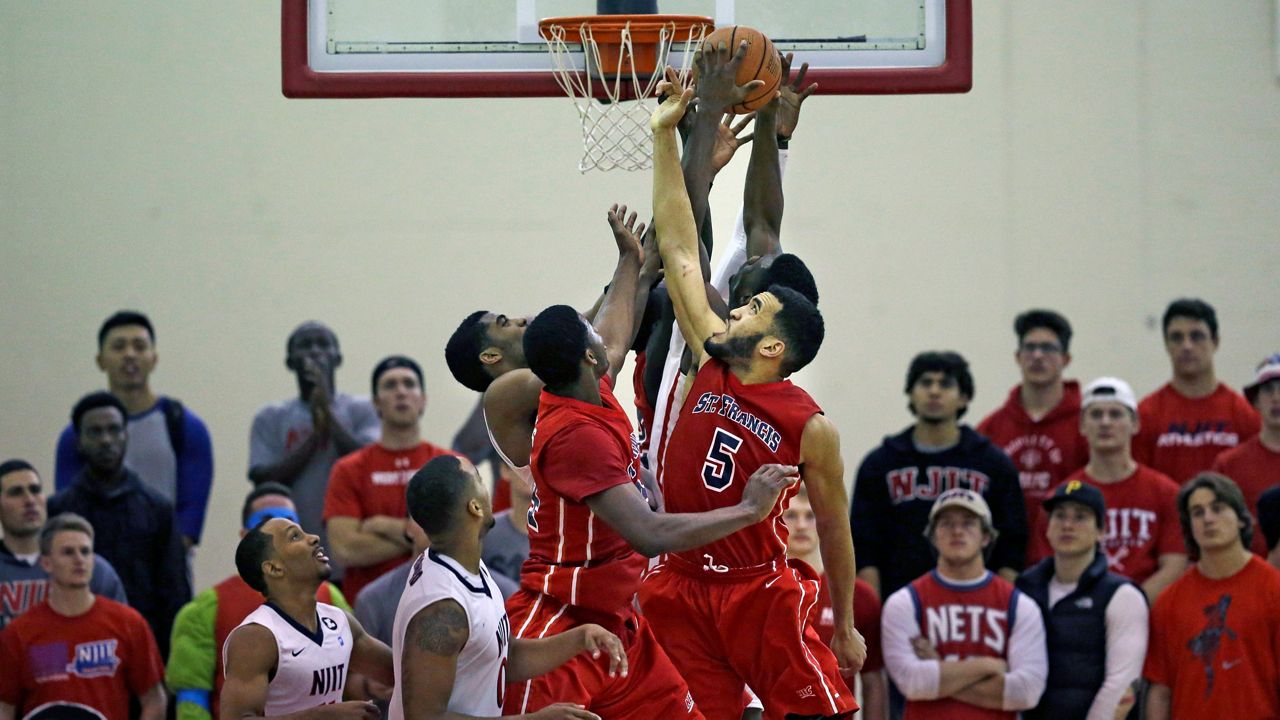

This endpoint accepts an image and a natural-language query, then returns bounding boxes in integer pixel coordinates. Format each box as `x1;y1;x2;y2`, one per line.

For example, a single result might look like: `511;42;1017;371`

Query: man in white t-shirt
220;516;393;719
393;455;625;719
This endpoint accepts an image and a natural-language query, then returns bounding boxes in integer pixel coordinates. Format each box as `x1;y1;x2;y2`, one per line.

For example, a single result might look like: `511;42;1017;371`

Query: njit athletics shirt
525;376;649;623
1134;383;1260;484
0;598;163;720
1031;467;1183;576
323;441;457;599
1144;556;1280;718
977;381;1089;536
1212;436;1280;557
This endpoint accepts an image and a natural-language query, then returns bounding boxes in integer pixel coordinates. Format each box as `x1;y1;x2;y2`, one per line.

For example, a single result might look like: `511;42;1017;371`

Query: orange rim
538;14;714;44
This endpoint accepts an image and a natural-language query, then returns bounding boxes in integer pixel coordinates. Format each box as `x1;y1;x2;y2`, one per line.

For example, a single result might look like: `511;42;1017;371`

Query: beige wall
2;1;1277;590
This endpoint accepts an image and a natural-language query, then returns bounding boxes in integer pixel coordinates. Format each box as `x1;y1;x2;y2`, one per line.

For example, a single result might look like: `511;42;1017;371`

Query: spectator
1258;485;1280;569
49;392;191;659
480;462;532;599
323;355;457;600
852;351;1027;600
247;321;379;582
164;483;348;720
0;513;167;720
1211;354;1280;556
785;485;887;720
1133;299;1260;483
354;518;427;647
1017;481;1147;720
54;311;214;549
1144;473;1280;719
978;310;1088;540
881;489;1047;718
1034;378;1187;602
1;459;127;629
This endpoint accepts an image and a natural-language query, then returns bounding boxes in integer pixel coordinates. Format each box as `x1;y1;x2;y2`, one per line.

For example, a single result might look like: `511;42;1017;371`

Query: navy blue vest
1016;551;1140;720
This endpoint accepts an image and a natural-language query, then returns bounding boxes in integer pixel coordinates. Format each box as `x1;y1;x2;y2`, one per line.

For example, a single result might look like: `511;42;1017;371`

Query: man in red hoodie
979;309;1089;557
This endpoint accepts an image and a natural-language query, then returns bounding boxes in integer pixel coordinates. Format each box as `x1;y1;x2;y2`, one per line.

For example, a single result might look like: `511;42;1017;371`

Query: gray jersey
248;393;379;576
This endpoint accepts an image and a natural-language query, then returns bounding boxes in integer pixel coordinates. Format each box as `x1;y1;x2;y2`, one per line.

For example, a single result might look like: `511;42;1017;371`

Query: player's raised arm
592;204;645;382
220;624;378;720
744;54;815;260
799;414;867;676
482;368;544;468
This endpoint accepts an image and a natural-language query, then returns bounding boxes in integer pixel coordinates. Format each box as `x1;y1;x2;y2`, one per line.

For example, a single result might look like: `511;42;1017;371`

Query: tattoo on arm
410;601;469;657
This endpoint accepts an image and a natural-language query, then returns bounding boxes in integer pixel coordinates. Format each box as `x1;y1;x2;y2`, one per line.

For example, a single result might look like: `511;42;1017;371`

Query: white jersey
390;550;510;719
225;602;354;715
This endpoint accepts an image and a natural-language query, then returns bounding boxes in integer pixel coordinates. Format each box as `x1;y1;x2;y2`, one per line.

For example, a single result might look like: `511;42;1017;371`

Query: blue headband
245;506;299;530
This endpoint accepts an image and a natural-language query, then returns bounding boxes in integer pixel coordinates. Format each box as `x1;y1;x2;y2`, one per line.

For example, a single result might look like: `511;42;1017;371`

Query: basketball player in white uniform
220;516;394;719
393;455;627;719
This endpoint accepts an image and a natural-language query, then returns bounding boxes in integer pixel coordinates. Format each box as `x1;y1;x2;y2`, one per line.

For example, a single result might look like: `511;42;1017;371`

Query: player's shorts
638;556;857;720
503;588;704;720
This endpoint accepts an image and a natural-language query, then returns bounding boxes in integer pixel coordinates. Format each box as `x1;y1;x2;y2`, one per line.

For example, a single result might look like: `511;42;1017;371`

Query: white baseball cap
1082;377;1138;414
1244;354;1280;404
927;488;993;526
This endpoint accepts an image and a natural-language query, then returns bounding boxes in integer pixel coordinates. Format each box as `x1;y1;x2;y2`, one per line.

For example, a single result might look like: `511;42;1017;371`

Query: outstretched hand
740;463;800;521
710;111;755;174
775;52;817;139
607;204;646;260
651;67;694;131
693;39;765;114
580;623;628;678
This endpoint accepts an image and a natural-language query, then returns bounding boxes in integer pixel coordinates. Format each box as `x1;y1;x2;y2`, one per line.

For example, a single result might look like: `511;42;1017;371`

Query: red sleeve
1155;475;1185;556
1132;401;1158;467
853;580;884;673
0;626;25;706
540;425;632;502
126;609;164;696
1143;594;1171;686
323;455;364;521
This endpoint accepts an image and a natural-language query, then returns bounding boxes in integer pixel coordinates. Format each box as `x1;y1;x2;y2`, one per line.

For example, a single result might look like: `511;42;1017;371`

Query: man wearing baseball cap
1211;353;1280;557
882;489;1047;718
1033;378;1187;603
1017;482;1148;720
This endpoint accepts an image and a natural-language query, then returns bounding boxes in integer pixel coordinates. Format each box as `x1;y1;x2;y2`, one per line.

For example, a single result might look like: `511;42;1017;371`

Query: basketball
700;25;782;114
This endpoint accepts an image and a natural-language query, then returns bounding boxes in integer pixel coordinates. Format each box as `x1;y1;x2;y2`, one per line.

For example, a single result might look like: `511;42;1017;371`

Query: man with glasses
979;310;1089;563
1133;299;1259;483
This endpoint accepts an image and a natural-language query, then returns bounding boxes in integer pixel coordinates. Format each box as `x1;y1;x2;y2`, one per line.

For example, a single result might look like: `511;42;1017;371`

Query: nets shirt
0;598;163;720
524;376;649;621
660;359;821;572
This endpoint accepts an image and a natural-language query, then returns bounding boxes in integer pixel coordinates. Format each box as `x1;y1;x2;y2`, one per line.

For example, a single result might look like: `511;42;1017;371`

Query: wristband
776;136;790;149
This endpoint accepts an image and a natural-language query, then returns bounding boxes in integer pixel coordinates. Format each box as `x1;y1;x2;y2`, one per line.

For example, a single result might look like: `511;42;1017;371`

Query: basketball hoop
539;15;713;172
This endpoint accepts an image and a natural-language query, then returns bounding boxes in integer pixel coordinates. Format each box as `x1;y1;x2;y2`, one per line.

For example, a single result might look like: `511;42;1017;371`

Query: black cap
1042;480;1106;524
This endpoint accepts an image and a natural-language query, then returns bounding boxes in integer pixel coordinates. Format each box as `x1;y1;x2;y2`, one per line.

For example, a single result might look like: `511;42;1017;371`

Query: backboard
282;0;972;99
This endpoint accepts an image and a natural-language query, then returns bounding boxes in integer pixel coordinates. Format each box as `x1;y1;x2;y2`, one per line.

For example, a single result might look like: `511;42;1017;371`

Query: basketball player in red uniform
504;303;801;719
639;50;865;719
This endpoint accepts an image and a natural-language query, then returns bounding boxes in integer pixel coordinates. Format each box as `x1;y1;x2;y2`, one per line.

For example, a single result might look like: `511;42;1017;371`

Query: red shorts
638;558;857;720
503;588;704;720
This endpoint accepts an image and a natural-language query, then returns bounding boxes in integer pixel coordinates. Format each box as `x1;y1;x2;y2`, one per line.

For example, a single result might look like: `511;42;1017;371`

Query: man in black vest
1017;481;1148;720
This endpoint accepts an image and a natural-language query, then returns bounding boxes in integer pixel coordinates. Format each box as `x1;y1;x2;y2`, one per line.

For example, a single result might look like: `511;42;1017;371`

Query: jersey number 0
702;428;744;492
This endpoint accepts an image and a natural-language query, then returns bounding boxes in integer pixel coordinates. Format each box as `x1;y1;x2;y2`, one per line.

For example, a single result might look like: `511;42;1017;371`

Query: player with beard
637;55;864;720
220;518;393;719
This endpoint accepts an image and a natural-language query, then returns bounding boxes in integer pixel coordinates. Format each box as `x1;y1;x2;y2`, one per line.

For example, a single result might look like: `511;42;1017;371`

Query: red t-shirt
1030;466;1183;577
524;376;649;622
0;598;163;720
1212;436;1280;557
323;440;457;599
977;382;1089;535
807;572;883;673
1134;383;1260;484
1144;555;1280;718
660;359;821;572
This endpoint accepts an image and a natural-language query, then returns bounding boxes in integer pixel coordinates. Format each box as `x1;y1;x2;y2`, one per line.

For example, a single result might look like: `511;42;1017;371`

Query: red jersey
1134;382;1260;483
904;572;1018;720
977;381;1089;534
661;359;821;572
805;569;883;673
524;377;649;622
0;598;163;720
1144;556;1280;718
1212;436;1280;557
1030;466;1183;576
323;440;457;599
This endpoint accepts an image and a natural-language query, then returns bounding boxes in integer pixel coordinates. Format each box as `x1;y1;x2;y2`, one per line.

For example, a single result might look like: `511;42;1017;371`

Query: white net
543;19;708;172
